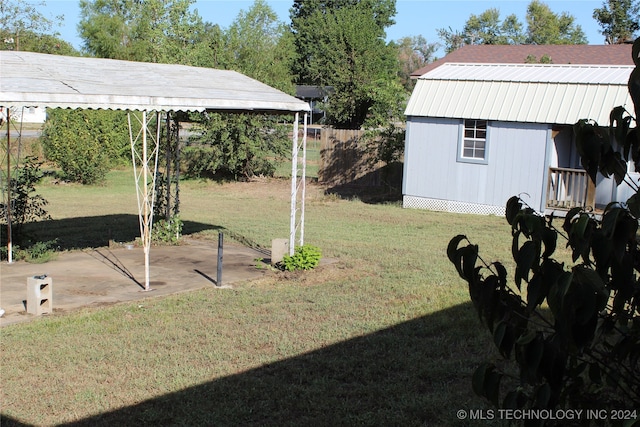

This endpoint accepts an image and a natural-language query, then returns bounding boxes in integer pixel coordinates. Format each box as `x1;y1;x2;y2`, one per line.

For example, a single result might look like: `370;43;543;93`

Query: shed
0;51;311;289
403;62;635;216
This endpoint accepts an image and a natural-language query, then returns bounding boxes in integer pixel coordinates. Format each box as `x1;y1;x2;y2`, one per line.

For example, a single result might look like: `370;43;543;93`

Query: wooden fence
318;128;402;193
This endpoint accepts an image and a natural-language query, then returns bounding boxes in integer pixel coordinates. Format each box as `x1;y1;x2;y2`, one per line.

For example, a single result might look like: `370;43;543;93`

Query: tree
464;8;525;46
437;27;466;55
593;0;640;44
184;112;290;180
182;1;296;180
0;0;62;52
438;1;586;54
291;0;399;129
394;35;438;92
526;0;587;44
5;32;77;55
448;39;640;418
78;0;214;66
225;0;294;93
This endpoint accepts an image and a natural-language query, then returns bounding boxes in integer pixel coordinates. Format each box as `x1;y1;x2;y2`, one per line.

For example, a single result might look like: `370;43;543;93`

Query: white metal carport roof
0;51;310;113
1;51;310;290
405;62;634;125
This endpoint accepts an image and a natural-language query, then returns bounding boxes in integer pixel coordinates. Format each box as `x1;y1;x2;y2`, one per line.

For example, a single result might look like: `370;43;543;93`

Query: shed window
458;119;488;164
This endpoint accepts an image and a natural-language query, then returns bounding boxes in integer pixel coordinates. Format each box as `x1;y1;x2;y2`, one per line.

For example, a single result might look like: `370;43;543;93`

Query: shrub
185;112;288;179
0;156;51;246
448;39;640;419
280;244;322;271
1;239;58;263
41;109;130;184
152;215;183;245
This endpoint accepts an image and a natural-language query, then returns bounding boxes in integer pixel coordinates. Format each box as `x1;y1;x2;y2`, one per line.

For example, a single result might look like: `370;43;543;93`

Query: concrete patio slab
0;238;269;326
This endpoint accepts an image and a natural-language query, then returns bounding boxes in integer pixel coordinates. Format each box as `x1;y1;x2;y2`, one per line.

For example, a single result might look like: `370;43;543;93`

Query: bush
151;215;183;245
280;244;322;271
41;109;130;184
0;156;50;245
185;112;288;179
0;239;58;263
448;39;640;420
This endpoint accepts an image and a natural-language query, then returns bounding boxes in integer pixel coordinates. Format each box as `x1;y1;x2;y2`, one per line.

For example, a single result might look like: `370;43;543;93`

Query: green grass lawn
0;170;513;426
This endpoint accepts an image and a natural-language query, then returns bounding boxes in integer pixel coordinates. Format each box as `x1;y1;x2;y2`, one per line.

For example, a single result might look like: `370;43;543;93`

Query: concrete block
271;238;289;265
26;276;52;315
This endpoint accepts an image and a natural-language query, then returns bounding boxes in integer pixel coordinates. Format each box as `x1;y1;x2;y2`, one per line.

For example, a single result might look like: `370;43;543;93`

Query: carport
0;51;311;290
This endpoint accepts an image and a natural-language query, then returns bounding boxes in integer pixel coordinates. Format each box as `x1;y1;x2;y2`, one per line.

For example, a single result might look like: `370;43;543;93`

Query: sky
31;0;608;58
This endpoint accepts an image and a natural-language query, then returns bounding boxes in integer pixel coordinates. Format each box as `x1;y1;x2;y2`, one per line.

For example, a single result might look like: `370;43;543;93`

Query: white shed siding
485;122;549;210
404;118;549;214
403;117;460;200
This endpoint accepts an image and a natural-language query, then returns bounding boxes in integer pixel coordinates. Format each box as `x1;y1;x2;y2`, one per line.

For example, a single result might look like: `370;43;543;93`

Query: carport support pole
289;114;299;255
300;112;308;246
289;113;309;255
129;111;161;291
5;108;12;264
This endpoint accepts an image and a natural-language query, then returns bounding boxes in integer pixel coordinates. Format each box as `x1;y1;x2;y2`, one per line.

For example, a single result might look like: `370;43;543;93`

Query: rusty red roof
411;44;634;78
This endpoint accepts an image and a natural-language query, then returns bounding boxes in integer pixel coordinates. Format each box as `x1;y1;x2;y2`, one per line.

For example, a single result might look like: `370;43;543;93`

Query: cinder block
271;238;290;265
26;276;52;315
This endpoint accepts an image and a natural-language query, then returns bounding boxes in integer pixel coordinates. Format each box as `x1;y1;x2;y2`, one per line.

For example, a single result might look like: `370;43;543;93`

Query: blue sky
32;0;607;57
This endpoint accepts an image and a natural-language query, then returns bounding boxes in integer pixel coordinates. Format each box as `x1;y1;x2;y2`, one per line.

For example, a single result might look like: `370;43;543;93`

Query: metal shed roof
405;63;634;125
0;51;311;113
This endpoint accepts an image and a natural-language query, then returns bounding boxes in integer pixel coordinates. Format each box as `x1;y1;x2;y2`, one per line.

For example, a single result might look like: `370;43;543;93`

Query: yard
0;171;513;426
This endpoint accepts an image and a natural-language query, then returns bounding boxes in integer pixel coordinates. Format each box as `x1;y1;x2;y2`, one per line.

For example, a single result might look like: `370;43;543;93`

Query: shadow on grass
3;302;491;426
12;214;220;251
0;415;33;427
323;163;404;205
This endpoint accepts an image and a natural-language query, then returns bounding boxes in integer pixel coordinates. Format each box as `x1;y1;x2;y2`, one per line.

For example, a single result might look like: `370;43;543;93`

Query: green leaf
605;367;621;388
547;271;572;317
485;369;502;407
472;363;490;397
447;235;467;278
472;363;502;406
494;320;516;358
610;106;631;147
588;362;602;384
505;196;522;225
524;334;544;382
526;273;545;310
502;390;525;410
574;119;603;183
534;383;551;408
515;241;539;284
461;245;479;282
492;262;508;287
540;227;557;259
516;329;537;346
627;192;640;219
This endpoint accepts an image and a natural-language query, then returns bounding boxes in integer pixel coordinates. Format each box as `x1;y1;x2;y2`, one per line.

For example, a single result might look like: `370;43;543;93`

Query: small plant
0;156;51;242
24;240;58;263
280;244;322;271
152;215;183;244
1;239;59;263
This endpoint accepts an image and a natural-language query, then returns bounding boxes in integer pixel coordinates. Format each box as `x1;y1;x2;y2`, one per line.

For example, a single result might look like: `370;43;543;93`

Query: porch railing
546;167;595;210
